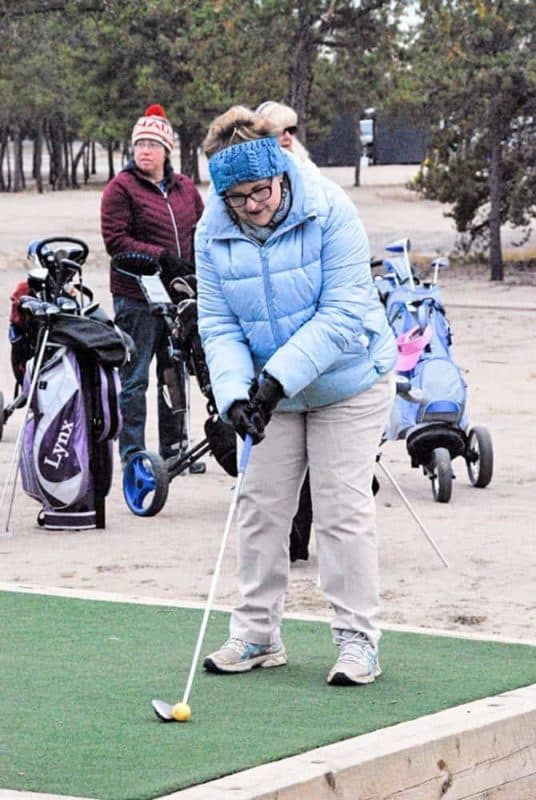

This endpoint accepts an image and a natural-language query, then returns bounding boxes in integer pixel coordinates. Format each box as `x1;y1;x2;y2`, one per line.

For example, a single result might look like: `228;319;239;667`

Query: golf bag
18;311;130;530
7;235;134;530
384;281;468;446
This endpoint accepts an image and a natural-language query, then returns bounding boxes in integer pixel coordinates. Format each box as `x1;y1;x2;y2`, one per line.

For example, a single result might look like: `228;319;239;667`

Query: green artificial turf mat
1;591;535;800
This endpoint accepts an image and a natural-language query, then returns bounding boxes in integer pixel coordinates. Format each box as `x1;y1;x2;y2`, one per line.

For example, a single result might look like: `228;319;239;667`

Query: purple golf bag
19;313;130;530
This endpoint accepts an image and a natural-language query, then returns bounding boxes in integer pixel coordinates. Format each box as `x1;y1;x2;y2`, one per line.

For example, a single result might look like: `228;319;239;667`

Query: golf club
152;434;253;722
0;318;55;535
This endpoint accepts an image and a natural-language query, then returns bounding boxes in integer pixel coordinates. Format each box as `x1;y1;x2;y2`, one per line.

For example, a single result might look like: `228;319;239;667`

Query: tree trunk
178;128;195;178
488;100;504;281
44;120;52;186
83;141;90;183
71;140;89;189
191;146;200;185
91;140;96;175
106;137;115;181
2;131;12;191
121;140;130;167
0;126;8;191
12;125;24;192
288;3;315;143
48;114;68;190
67;137;74;188
34;120;44;194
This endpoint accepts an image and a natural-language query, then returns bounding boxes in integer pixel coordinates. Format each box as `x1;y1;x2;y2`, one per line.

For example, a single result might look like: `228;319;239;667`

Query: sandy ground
0;165;535;646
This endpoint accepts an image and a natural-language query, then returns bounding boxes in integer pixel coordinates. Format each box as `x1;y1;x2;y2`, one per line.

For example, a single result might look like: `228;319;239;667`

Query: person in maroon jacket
101;103;204;466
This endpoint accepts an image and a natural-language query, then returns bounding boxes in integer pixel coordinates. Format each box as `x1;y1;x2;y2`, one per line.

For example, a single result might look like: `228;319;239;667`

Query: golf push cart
111;252;237;517
373;238;493;503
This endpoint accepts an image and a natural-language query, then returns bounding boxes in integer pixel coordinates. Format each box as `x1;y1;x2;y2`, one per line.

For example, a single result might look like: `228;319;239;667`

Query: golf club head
27;266;48;292
19;297;58;318
44;302;60;318
19;295;41;313
67;247;86;265
80;301;100;317
152;698;175;722
431;256;449;271
169;275;196;300
57;296;79;314
384;237;410;255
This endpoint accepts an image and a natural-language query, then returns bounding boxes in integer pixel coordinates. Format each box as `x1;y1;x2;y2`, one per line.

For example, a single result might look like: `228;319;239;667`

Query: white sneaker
327;629;381;686
203;638;287;673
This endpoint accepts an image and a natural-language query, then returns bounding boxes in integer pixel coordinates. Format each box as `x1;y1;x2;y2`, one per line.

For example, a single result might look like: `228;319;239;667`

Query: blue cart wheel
123;450;169;517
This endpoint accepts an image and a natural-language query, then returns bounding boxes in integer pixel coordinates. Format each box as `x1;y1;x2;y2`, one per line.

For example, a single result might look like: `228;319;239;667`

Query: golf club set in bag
110;251;237;517
0;237;133;532
372;238;494;504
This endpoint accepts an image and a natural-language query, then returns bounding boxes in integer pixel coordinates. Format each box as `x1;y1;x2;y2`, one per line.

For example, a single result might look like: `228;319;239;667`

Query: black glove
248;372;284;427
228;400;265;445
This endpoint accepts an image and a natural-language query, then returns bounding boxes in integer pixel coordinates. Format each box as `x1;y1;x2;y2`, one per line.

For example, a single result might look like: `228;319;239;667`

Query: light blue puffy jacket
195;154;396;419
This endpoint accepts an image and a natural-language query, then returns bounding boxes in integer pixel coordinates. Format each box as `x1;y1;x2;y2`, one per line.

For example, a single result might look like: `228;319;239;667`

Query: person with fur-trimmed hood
255;100;318;171
101;103;204;467
195;106;396;687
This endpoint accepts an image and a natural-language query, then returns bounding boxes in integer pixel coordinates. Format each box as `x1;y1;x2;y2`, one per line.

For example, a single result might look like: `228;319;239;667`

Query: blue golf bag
376;239;493;503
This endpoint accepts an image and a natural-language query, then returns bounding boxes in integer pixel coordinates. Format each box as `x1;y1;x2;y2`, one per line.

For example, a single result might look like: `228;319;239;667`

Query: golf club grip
239;434;253;473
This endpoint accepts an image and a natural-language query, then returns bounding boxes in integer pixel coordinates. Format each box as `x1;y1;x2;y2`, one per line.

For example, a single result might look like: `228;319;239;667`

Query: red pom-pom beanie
131;104;174;152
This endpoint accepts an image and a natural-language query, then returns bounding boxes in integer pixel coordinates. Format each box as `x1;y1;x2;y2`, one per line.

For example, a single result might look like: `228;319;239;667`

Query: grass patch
1;590;535;800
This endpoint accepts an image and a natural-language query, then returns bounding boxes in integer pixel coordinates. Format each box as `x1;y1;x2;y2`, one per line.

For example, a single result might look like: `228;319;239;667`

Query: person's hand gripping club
228;372;284;444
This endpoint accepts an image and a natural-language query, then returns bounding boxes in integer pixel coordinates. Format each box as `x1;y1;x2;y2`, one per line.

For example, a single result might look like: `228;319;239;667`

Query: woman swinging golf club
196;106;396;686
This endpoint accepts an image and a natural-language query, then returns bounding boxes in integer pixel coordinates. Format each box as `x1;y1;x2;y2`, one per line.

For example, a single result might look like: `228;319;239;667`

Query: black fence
308;113;427;167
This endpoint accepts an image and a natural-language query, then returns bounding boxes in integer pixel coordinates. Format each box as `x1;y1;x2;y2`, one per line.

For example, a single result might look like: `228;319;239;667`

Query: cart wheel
466;426;493;488
0;392;4;441
429;447;453;503
123;451;169;517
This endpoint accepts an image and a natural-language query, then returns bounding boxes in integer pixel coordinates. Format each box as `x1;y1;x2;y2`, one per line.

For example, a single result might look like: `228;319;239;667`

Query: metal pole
1;327;51;534
377;456;449;568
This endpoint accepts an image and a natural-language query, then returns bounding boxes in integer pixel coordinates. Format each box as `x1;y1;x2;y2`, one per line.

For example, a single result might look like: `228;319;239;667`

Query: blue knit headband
209;137;287;195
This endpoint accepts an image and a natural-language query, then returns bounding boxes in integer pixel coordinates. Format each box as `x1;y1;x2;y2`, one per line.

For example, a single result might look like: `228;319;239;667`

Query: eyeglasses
133;139;163;151
224;181;274;209
283;126;297;135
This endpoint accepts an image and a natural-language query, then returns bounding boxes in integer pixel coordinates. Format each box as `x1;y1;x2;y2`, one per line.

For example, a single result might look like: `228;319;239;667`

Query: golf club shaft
377;458;449;568
404;244;415;291
1;328;51;533
181;435;253;705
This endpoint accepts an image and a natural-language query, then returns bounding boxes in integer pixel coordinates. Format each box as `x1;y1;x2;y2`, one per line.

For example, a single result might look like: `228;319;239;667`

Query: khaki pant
230;374;395;649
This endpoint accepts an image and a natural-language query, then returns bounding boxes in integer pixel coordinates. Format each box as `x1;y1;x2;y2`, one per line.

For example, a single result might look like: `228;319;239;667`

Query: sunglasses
283;125;298;135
